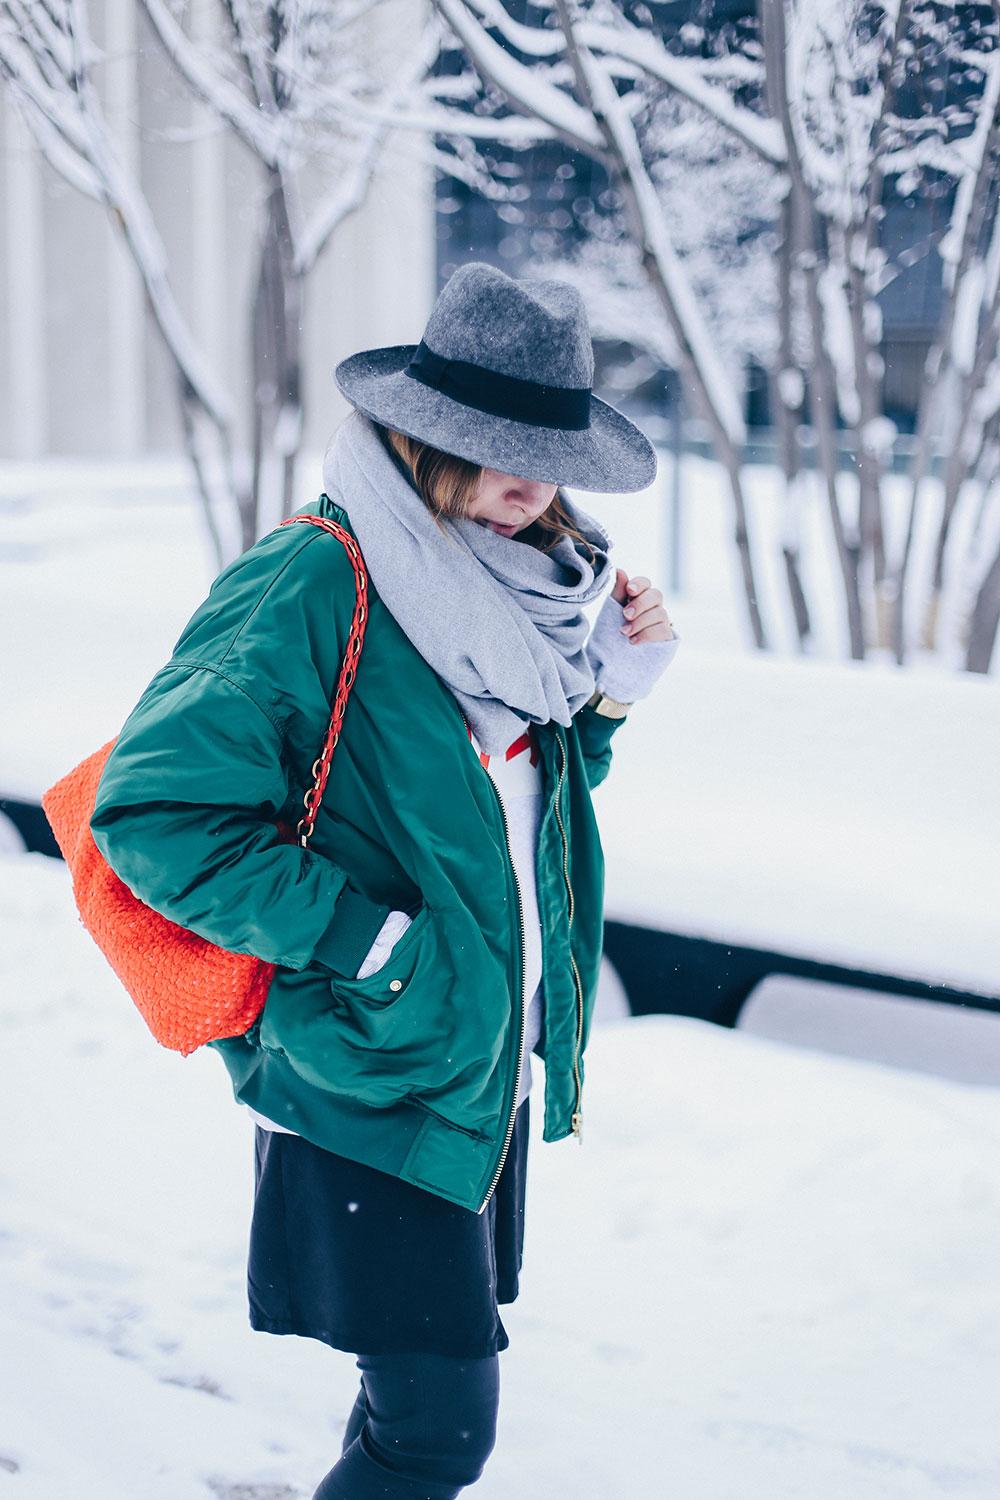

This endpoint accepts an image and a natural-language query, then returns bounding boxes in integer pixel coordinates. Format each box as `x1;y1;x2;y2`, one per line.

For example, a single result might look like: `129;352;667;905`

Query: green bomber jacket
91;495;625;1212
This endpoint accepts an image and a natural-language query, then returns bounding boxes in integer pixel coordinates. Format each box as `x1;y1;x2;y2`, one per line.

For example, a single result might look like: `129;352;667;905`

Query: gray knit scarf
322;414;613;755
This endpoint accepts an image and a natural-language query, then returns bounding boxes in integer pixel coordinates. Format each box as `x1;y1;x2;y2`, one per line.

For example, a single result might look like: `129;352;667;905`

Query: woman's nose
507;480;554;510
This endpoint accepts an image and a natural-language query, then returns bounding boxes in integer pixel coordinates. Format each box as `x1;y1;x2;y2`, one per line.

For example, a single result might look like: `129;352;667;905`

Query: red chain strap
278;515;369;847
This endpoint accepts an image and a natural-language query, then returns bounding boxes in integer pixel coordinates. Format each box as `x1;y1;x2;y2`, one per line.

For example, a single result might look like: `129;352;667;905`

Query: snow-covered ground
0;460;216;799
594;648;1000;994
2;454;999;1498
3;850;1000;1500
0;443;993;797
1;452;997;994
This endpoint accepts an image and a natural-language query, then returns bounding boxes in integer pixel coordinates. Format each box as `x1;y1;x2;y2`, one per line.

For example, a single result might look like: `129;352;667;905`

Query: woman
91;262;677;1499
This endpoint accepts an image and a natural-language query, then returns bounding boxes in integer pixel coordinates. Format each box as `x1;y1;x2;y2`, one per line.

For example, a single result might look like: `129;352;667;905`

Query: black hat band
405;341;591;432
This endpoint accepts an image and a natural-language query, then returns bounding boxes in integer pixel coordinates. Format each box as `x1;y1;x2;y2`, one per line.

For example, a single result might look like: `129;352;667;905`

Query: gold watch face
591;693;630;719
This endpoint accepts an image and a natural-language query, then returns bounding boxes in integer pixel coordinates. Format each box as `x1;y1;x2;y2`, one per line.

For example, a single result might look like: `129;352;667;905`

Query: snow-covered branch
0;0;469;555
0;77;102;197
13;0;78;79
447;0;566;59
0;19;93;163
448;0;785;164
1;0;238;544
139;0;284;165
296;15;447;272
223;0;280;117
294;136;382;277
568;34;746;449
576;20;785;167
433;0;606;151
261;60;558;146
397;105;558;142
938;48;1000;285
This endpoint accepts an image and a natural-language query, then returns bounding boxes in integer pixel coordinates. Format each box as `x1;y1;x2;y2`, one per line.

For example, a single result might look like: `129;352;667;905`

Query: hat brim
335;346;657;493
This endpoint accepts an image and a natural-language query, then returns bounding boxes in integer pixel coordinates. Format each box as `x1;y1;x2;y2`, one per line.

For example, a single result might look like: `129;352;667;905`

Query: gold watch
587;690;632;719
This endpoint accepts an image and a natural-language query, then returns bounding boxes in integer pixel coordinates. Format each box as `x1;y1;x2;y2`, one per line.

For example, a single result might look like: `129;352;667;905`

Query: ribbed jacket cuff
312;886;394;978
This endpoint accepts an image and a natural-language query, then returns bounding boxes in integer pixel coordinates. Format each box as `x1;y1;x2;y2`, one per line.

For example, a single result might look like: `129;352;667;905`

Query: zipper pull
571;1111;583;1143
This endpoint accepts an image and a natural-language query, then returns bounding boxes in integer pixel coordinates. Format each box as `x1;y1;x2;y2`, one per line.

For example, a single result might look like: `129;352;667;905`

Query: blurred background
2;5;1000;1498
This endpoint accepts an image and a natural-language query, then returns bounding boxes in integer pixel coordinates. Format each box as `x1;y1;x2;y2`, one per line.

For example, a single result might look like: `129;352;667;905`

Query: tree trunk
769;188;811;647
250;170;303;550
965;528;1000;672
761;0;862;659
639;248;768;648
800;225;866;659
843;2;910;647
845;248;888;643
554;0;768;647
893;342;952;661
926;292;1000;638
716;429;768;650
890;177;994;658
177;381;249;568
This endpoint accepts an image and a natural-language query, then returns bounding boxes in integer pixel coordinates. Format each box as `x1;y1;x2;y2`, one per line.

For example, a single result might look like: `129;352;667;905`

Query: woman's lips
480;520;521;537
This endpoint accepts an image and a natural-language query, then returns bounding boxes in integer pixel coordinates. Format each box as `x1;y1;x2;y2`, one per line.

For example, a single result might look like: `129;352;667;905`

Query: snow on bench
595;648;1000;999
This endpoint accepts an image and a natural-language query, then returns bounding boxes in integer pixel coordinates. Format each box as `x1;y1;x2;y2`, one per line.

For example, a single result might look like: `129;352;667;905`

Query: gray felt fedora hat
335;262;657;493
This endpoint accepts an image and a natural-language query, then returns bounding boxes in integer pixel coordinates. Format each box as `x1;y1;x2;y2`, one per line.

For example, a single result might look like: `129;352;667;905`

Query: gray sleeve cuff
586;596;679;703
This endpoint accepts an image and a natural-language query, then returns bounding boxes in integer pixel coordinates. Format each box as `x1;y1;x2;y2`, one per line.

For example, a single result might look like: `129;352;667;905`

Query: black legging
313;1352;501;1499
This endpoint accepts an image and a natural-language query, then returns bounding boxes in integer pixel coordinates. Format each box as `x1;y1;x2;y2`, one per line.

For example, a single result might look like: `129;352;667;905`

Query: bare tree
435;0;787;646
437;0;1000;668
756;1;1000;665
0;0;539;559
760;0;864;656
7;1;1000;667
433;0;900;655
885;10;1000;661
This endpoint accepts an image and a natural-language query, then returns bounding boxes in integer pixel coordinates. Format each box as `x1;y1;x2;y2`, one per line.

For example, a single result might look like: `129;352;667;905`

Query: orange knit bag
42;516;368;1055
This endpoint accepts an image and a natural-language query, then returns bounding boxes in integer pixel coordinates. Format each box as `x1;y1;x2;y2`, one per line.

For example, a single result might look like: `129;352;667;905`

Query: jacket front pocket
261;905;510;1115
337;905;433;1006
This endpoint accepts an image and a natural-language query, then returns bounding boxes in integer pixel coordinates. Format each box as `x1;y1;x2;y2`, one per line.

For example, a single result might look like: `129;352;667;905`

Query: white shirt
249;593;678;1135
470;727;545;1109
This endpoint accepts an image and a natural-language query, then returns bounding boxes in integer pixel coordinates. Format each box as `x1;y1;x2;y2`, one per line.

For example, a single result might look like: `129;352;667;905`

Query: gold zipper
554;732;585;1141
478;773;527;1213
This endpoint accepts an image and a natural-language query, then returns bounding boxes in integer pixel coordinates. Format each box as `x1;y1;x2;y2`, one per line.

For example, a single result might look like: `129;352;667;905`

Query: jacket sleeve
90;535;391;978
572;701;627;789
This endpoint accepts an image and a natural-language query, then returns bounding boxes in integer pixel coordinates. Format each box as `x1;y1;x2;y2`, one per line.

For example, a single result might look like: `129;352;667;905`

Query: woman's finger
622;587;662;621
615;574;674;641
628;618;675;643
621;598;674;642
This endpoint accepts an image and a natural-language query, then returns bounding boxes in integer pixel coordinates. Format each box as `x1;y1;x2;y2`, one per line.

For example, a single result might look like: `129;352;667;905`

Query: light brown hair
376;424;594;558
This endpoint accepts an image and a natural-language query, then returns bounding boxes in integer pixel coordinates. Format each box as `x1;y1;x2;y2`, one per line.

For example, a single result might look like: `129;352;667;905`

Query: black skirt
247;1100;529;1358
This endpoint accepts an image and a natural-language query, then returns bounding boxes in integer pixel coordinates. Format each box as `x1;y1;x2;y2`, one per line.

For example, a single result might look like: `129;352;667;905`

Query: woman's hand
611;570;675;643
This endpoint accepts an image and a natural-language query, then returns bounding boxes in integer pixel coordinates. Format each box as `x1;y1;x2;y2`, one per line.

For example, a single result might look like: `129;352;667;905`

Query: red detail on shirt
465;722;539;771
505;728;540;767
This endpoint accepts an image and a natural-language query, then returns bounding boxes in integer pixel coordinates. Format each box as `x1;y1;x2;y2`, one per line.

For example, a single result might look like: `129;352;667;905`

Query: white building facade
0;0;435;463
